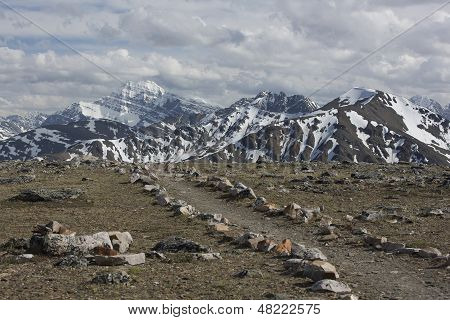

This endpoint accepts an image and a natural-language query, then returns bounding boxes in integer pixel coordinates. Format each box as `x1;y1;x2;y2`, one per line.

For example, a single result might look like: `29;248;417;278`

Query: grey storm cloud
0;0;449;116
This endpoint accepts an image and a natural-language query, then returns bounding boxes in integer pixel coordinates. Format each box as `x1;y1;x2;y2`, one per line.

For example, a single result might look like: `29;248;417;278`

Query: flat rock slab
311;280;352;294
93;253;145;266
12;188;83;202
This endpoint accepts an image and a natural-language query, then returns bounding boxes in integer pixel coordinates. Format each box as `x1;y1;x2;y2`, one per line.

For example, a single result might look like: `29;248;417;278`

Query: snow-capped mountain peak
40;79;220;128
338;87;377;106
118;80;165;100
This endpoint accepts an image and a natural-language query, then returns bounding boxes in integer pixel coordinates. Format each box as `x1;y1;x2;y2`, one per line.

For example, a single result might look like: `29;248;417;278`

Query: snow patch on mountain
339;88;377;106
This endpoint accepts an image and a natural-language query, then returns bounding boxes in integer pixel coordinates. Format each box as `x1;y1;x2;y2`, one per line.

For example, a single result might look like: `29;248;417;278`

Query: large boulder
34;232;113;256
303;260;339;281
108;231;133;254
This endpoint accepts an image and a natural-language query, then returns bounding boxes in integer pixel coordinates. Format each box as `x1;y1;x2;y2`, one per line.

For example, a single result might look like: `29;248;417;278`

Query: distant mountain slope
0;87;448;165
0;113;48;140
0;119;134;161
42;80;220;127
65;88;450;165
410;95;450;120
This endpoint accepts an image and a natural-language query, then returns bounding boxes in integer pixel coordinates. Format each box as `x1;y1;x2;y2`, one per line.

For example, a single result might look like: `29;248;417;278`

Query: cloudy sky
0;0;449;116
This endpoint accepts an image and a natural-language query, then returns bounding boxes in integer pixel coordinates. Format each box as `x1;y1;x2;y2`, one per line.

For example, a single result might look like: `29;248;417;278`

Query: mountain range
0;81;449;165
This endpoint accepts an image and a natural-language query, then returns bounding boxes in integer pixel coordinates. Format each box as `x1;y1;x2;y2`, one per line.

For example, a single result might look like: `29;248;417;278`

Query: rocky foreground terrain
0;159;448;299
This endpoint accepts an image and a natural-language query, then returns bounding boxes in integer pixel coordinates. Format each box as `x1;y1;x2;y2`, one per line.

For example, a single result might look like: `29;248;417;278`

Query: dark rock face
152;236;210;253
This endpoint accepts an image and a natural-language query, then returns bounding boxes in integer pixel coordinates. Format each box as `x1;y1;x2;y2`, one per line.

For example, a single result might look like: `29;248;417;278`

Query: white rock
93;253;145;266
311;280;351;294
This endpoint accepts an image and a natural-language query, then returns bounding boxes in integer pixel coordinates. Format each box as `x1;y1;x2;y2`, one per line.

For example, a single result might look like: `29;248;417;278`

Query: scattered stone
91;271;130;285
233;232;264;249
311;280;351;294
253;197;278;212
152;236;210;253
345;215;354;222
256;239;277;252
419;209;444;217
381;241;406;253
146;250;168;261
0;238;29;255
12;188;83;202
291;243;327;261
303;260;339;281
130;173;141;184
109;231;133;254
93;246;118;256
263;293;293;300
283;259;308;275
338;294;359;300
16;254;34;262
217;179;234;191
32;221;74;236
229;183;257;200
93;253;145;266
363;235;387;250
396;247;421;255
357;210;384;221
192;253;222;260
0;175;35;185
196;213;224;223
301;207;321;221
352;227;369;235
143;184;160;193
283;203;302;219
208;223;230;232
274;239;292;255
429;255;450;269
54;254;89;267
170;199;188;208
233;269;264;278
318;233;339;242
417;247;442;259
175;205;197;217
156;193;172;206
